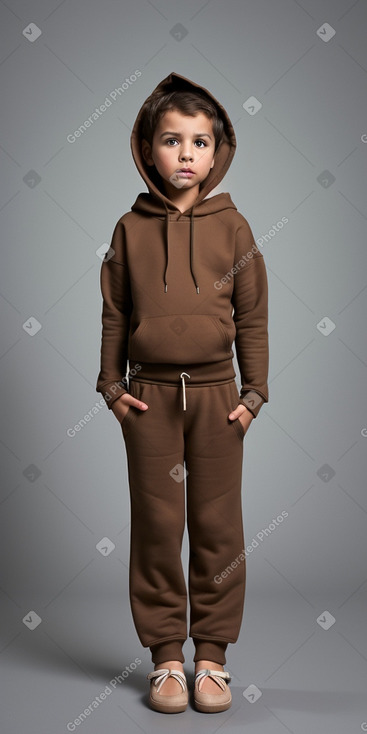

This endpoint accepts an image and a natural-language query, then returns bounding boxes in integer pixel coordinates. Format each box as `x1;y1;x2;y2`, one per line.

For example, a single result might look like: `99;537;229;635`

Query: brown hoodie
96;72;269;418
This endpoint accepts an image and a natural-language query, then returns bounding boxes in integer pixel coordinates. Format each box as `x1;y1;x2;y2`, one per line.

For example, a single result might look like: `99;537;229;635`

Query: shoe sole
149;696;188;714
194;696;232;713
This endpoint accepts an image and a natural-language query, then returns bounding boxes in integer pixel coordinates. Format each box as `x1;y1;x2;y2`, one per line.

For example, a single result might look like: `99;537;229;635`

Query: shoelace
195;668;231;692
147;668;187;694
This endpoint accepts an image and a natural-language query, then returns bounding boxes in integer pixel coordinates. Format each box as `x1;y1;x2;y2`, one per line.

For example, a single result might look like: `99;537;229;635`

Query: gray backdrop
1;0;367;732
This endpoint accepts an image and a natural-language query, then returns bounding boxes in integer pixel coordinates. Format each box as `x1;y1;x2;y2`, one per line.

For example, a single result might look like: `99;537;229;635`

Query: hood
130;71;237;293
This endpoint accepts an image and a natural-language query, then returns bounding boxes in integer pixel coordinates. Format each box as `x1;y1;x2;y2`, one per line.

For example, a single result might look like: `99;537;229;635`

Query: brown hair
140;90;225;152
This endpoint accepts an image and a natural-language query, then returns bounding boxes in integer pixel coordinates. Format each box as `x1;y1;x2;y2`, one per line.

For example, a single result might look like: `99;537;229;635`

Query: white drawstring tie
180;372;191;411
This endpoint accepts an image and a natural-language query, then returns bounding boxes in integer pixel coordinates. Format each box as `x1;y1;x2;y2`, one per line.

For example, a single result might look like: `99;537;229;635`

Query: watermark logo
23;611;42;630
67;71;141;143
22;316;42;336
23;23;42;42
214;217;289;290
317;170;335;188
243;684;262;702
316;464;335;482
169;463;188;483
316;317;336;336
243;96;262;116
96;538;115;557
214;511;289;584
66;658;142;731
256;217;289;247
316;23;336;42
316;611;335;630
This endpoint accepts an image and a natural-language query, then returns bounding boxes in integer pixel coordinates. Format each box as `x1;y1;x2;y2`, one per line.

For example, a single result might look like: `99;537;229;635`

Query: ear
210;156;215;169
141;139;154;166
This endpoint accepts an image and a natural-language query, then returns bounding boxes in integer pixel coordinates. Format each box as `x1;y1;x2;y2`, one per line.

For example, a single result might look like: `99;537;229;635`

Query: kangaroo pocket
128;314;235;364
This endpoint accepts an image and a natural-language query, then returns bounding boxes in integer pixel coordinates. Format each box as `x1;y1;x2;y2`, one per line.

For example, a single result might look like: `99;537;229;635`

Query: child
96;71;269;714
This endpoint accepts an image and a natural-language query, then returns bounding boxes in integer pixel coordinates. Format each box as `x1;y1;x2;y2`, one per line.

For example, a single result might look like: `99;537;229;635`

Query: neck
162;181;200;214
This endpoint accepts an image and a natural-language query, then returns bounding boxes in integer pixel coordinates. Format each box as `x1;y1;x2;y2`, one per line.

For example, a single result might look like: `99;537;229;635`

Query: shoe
194;668;232;713
147;667;188;713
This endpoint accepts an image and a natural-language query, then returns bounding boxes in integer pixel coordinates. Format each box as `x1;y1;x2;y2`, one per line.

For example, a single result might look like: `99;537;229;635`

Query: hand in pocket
111;393;149;424
228;404;254;436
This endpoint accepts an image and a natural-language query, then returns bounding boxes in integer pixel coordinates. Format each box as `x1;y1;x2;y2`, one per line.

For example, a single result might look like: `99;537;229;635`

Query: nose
179;146;194;162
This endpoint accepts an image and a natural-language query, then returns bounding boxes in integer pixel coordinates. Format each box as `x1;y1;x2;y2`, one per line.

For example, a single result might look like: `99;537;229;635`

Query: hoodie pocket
129;314;235;364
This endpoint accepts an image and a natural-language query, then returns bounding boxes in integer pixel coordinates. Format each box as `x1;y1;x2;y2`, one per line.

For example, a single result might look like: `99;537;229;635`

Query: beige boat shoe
194;668;232;713
147;667;188;713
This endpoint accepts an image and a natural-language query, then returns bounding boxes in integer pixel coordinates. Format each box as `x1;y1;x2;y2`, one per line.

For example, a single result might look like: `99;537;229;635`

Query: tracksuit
96;71;269;665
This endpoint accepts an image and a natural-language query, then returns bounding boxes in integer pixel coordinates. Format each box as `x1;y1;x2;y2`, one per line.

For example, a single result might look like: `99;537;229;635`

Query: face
141;109;216;196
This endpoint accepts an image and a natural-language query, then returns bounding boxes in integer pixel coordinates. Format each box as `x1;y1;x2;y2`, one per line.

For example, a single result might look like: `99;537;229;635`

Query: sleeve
231;221;269;418
96;220;133;409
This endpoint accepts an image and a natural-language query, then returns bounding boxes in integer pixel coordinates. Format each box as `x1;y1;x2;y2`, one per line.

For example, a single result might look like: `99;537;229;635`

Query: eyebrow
160;131;212;139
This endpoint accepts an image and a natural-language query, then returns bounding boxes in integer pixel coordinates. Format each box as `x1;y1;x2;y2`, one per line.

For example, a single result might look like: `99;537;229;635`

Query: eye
195;140;207;148
165;139;178;146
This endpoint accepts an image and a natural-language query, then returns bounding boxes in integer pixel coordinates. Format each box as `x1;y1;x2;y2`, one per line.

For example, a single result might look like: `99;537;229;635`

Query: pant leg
184;380;246;663
120;380;187;662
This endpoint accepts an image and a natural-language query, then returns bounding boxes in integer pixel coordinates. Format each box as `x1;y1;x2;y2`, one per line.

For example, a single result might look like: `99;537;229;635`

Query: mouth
176;168;195;177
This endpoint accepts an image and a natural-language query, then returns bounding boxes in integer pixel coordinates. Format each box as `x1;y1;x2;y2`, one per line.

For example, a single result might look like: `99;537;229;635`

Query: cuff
239;390;266;419
150;639;185;664
193;639;228;665
97;383;129;409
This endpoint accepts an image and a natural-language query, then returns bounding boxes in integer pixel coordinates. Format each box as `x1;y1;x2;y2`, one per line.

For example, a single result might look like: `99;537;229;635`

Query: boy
96;71;269;713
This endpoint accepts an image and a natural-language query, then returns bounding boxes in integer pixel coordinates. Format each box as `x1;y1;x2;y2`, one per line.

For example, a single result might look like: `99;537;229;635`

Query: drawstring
190;207;200;294
180;372;191;411
163;203;199;294
163;201;169;293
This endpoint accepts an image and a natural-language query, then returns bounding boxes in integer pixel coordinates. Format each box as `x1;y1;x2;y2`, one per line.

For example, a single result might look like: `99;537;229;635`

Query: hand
111;393;148;423
228;403;254;436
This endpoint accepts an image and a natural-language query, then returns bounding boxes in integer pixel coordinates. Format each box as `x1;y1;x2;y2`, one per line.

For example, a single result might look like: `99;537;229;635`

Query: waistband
128;359;236;412
128;358;236;387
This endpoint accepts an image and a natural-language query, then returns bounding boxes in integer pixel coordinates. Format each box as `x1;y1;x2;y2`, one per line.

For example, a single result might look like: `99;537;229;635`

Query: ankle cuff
150;640;185;664
193;639;228;665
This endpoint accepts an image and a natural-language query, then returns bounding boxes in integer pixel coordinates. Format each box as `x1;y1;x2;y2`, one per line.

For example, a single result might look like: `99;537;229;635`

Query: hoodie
96;72;269;418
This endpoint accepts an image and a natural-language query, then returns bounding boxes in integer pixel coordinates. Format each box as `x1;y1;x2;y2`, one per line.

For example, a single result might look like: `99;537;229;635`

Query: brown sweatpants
120;376;246;666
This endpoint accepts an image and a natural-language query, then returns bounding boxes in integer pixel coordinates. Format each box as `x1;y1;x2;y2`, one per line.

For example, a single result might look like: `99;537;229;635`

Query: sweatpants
120;370;246;666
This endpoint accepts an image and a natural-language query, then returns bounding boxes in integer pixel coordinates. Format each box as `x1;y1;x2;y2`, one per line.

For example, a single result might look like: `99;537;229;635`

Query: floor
2;586;366;734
